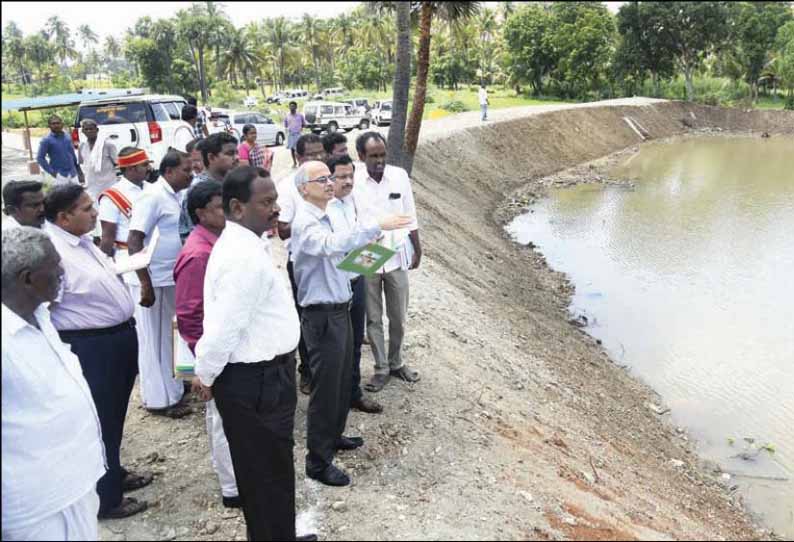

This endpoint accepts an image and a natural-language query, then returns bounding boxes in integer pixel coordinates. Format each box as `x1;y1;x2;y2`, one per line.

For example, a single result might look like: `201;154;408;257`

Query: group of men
3;104;424;540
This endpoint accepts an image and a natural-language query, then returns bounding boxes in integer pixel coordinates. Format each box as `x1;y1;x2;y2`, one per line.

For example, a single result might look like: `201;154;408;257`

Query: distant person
37;114;83;185
182;104;203;141
127;149;194;418
355;132;422;392
238;124;274;172
2;227;105;540
186;138;206;176
193;166;316;542
479;83;489;121
285;101;307;168
322;132;348;159
78;119;119;200
186;96;209;138
44;184;150;519
2;180;45;229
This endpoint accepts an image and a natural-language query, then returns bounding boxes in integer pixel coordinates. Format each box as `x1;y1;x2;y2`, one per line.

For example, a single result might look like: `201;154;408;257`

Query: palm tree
24;33;55;82
301;14;323;92
265;17;293;91
104;36;121;59
77;24;98;50
387;1;413;170
403;2;481;173
46;15;77;66
3;22;30;86
475;9;498;83
220;27;258;93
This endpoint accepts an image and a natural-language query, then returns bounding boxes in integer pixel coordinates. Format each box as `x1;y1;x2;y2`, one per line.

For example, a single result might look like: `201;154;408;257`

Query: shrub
785;93;794;111
440;100;467;112
424;94;435;104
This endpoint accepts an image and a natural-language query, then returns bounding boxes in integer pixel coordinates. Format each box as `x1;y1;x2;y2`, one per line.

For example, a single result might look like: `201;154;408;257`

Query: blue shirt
291;200;381;307
36;131;78;177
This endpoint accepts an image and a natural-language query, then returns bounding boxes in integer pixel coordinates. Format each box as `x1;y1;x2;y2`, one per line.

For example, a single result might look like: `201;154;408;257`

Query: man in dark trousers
193;166;317;541
291;161;411;486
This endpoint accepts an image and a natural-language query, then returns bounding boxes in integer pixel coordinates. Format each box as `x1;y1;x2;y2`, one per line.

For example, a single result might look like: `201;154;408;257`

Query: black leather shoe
296;535;319;541
335;436;364;450
351;396;383;414
222;495;242;508
307;464;350;487
299;374;311;396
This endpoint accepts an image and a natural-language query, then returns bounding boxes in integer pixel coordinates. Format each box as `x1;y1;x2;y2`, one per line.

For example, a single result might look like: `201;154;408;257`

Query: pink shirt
174;224;219;353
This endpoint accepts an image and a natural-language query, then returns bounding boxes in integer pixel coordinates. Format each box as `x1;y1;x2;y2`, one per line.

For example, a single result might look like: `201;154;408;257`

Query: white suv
73;94;194;169
371;100;392;126
303;101;371;134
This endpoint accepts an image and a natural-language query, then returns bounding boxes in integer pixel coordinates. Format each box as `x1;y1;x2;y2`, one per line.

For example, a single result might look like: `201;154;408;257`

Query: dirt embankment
103;102;791;541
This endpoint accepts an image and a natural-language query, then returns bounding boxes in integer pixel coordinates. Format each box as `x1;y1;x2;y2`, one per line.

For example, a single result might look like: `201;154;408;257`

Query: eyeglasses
308;175;334;185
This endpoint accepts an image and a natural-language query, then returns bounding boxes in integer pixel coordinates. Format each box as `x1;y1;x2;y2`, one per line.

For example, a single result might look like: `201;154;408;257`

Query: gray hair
294;164;310;189
81;118;98;129
1;227;56;287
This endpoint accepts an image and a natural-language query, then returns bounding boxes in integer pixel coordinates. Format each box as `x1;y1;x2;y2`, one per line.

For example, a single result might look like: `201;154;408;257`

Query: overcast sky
2;1;624;49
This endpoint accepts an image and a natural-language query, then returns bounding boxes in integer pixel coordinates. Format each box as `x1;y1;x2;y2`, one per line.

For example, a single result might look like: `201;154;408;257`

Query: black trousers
59;320;138;514
350;277;366;403
302;305;354;474
287;259;311;380
213;354;297;542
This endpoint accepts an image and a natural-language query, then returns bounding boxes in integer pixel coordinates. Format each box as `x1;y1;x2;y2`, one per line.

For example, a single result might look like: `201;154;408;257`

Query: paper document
113;228;159;275
336;243;396;276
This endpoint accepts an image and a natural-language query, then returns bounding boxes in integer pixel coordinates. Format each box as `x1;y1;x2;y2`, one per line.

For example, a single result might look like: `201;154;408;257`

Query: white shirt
78;139;118;198
478;87;488;106
45;222;136;331
98;178;150;286
128;177;184;287
1;215;21;230
327;193;367;280
276;171;300;252
1;303;106;532
353;164;419;274
195;221;300;387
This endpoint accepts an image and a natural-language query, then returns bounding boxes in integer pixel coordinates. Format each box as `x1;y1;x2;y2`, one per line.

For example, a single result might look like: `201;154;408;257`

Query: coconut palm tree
265;17;293;91
77;24;99;50
46;16;77;66
403;2;481;173
301;14;324;92
387;1;413;170
220;26;258;93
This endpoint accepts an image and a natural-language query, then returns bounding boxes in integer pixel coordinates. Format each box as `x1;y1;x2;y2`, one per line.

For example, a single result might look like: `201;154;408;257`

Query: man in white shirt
44;184;151;520
78;119;119;200
2;226;105;540
354;132;422;393
193;166;315;542
276;133;327;395
479;83;489;121
128;149;194;418
2;180;45;230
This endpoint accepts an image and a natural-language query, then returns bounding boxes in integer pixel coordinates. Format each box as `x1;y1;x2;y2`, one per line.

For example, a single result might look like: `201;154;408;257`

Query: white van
322;87;346;98
73;94;194;169
303;101;370;134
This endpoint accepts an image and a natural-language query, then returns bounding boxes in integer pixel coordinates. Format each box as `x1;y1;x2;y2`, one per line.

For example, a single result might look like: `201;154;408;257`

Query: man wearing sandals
353;132;422;392
42;186;152;519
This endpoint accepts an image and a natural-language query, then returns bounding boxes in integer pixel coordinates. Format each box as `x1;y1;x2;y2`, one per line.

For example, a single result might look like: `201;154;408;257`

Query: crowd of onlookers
2;101;422;541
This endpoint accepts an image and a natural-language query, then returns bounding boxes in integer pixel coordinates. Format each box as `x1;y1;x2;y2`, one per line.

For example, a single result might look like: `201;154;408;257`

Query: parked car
344;98;371;116
311;94;324;101
72;94;194;169
277;89;309;104
206;108;235;136
303;101;371;134
228;111;285;146
322;87;346;98
243;96;258;108
371;100;393;126
266;93;286;104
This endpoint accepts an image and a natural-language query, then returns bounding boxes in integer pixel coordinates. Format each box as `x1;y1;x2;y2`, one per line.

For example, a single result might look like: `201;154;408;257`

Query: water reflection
508;136;794;535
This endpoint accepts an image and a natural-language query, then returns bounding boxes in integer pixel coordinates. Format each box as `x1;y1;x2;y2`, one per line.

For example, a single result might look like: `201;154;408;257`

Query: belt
303;302;350;312
114;240;128;248
228;351;295;367
58;317;136;339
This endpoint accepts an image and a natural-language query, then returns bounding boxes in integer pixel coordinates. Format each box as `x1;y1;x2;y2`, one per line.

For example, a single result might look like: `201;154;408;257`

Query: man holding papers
43;185;151;519
353;132;422;393
291;160;411;487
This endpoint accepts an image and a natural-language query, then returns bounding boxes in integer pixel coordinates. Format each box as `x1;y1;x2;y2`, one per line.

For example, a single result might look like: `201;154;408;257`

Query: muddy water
507;136;794;535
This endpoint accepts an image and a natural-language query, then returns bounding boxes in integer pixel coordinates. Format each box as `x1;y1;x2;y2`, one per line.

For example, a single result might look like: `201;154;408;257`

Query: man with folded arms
43;185;151;519
193;166;316;541
128;149;194;418
173;180;240;509
2;227;104;540
291;161;411;486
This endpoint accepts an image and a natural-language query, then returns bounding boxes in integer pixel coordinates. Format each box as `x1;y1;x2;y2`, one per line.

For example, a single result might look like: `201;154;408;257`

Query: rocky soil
96;100;794;541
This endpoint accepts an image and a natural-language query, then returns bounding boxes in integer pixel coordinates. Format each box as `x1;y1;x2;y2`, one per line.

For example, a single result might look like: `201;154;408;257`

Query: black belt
228;351;295;367
303;302;350;312
58;317;136;339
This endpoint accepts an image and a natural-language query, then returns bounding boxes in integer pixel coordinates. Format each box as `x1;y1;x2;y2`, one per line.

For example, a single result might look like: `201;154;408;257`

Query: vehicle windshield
382;103;392;111
77;102;148;125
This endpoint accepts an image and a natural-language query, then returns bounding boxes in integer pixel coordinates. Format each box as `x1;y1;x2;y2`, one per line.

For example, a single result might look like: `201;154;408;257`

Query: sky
2;1;624;50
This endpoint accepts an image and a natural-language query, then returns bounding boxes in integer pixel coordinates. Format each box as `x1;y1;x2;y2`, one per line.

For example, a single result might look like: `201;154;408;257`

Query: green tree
24;33;56;85
301;14;323;92
503;4;557;95
728;2;793;102
220;26;258;93
45;16;77;66
3;22;31;87
176;4;214;103
77;24;99;50
387;0;412;171
774;21;794;105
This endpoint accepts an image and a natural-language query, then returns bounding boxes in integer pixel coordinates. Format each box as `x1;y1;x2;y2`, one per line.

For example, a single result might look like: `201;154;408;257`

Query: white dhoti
1;490;99;541
135;285;184;409
54;173;79;186
206;399;239;498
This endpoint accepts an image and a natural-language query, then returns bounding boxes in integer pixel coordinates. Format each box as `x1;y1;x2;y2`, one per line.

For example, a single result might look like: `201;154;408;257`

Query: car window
253;114;268;124
335;106;347;116
234;114;250;124
304;106;317;116
151;103;171;122
382;103;392;111
77;102;148;125
321;105;334;115
162;102;181;120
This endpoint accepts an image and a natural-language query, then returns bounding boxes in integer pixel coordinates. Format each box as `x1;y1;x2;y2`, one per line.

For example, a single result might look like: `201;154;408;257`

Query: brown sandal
364;374;390;393
122;471;153;492
98;497;148;520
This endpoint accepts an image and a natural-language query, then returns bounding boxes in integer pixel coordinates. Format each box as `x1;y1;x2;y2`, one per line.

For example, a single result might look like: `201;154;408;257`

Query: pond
507;136;794;536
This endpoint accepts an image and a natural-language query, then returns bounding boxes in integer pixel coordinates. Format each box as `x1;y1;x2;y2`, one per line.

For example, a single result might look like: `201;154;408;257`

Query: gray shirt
291;201;381;307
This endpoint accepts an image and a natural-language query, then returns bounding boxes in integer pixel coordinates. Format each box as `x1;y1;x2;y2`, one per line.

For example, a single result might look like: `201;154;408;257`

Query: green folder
336;243;396;276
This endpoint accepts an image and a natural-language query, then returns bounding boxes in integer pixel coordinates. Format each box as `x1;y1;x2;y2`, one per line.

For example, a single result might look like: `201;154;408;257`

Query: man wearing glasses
290;161;411;486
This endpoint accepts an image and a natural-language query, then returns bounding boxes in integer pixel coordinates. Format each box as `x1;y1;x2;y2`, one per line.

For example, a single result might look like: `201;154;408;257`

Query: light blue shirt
291;200;381;307
128;177;185;287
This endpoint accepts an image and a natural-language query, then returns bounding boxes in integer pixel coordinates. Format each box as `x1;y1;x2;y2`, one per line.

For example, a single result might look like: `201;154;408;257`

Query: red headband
118;149;151;168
